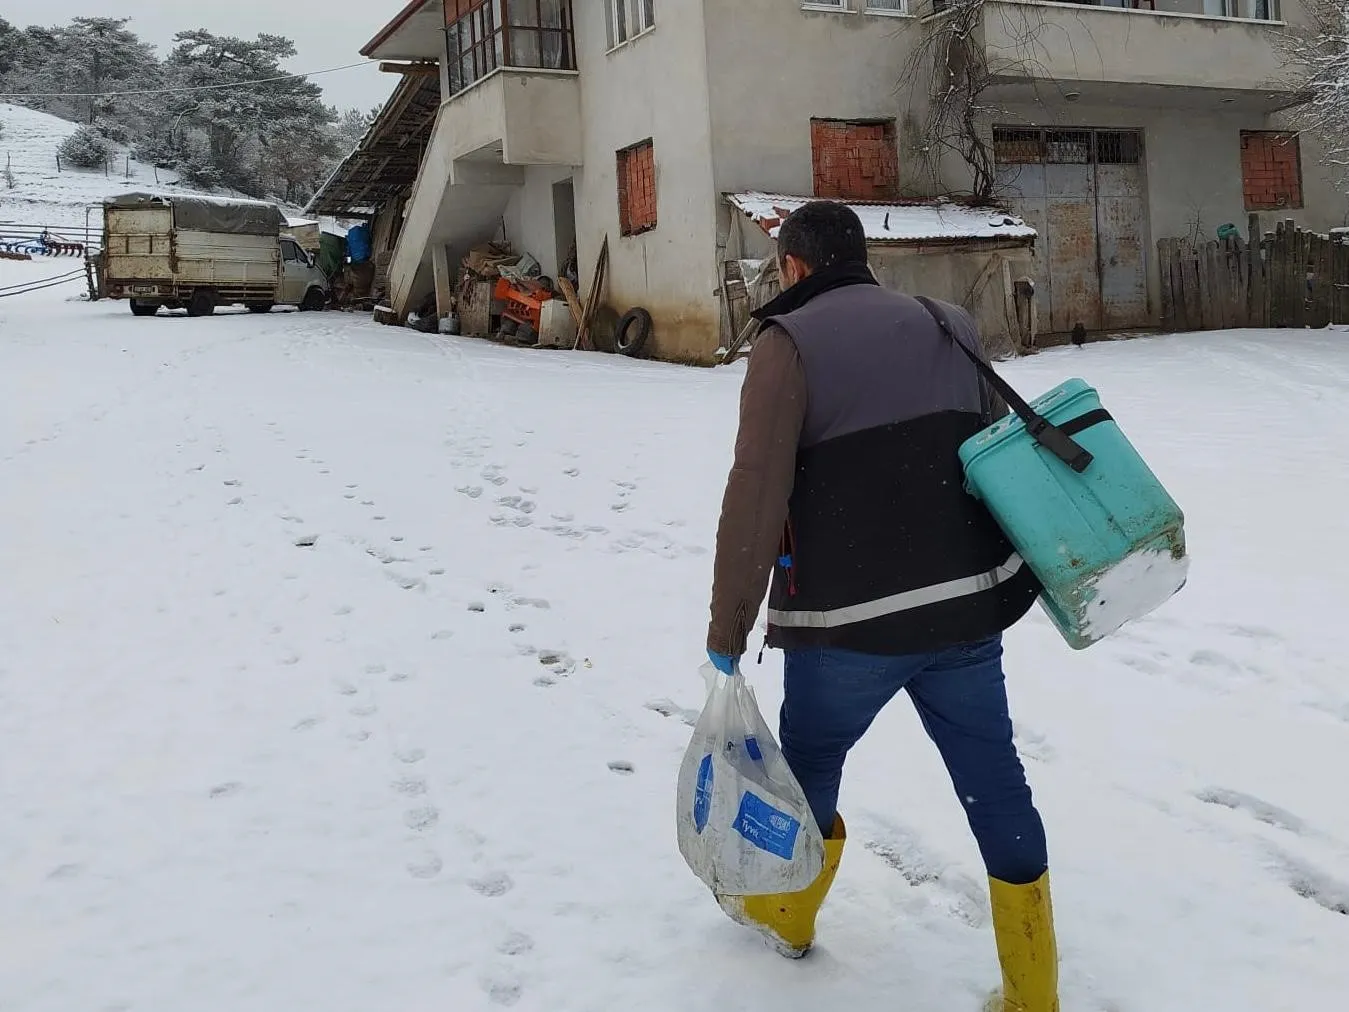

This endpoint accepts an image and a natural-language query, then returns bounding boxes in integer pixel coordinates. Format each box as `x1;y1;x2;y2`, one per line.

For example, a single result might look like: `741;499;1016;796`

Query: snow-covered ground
3;266;1349;1011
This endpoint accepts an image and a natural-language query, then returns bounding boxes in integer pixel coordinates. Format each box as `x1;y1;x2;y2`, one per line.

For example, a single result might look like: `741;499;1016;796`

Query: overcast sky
1;2;398;112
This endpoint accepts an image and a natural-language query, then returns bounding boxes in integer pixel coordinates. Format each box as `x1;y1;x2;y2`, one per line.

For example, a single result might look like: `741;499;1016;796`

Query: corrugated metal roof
726;192;1036;244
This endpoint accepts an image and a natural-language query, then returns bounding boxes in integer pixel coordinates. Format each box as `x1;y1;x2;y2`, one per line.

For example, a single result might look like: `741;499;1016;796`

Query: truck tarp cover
104;193;287;236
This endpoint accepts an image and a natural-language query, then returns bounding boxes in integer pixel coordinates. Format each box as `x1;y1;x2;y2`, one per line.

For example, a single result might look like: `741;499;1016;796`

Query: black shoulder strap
914;296;1094;474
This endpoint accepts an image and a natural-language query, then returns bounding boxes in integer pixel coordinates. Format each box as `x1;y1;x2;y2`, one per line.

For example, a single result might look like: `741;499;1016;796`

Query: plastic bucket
959;378;1188;648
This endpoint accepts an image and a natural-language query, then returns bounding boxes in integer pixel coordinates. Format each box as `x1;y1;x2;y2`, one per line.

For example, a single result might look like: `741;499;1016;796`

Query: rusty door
1044;131;1101;333
1095;132;1148;328
993;127;1148;334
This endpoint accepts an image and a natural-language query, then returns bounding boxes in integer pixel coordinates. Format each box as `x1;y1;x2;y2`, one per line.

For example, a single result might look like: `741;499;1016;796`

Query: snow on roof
726;192;1036;244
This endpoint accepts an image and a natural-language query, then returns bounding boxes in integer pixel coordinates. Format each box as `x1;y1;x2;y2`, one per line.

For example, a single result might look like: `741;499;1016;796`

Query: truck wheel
247;302;274;314
299;288;326;312
185;291;215;318
129;300;160;317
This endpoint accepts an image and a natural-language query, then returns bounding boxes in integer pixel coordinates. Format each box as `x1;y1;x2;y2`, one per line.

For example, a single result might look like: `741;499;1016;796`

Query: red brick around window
617;140;657;236
1241;131;1303;212
811;118;899;201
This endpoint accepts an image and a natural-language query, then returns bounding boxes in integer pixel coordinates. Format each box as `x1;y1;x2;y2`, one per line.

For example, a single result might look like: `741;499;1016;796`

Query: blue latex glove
707;649;738;675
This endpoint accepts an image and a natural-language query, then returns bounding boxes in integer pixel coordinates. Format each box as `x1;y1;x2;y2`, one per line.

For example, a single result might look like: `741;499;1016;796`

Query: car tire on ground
613;307;653;357
299;288;326;312
129;300;160;317
247;302;274;314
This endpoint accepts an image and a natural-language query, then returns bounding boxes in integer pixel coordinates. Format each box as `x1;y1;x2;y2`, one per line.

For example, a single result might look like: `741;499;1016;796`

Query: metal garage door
993;128;1149;333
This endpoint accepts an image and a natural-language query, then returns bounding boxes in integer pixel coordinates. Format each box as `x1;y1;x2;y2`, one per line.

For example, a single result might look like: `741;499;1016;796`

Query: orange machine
493;276;554;333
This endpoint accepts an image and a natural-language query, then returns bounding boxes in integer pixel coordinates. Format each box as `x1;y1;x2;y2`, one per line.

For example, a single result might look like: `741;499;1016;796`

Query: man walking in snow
706;201;1057;1011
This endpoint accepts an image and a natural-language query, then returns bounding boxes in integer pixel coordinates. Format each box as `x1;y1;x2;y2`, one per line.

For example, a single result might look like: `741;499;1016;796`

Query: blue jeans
780;635;1048;886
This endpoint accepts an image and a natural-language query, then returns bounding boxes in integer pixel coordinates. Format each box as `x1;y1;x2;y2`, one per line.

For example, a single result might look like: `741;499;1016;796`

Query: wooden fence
1158;213;1349;332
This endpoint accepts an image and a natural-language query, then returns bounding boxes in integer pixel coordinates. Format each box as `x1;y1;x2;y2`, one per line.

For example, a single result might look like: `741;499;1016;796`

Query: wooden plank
1332;234;1343;322
1196;241;1214;330
1291;223;1307;330
379;62;440;74
431;243;453;322
1215;241;1231;330
1316;232;1334;328
1233;236;1249;329
573;235;610;352
1248;221;1266;328
556;276;584;327
1270;221;1286;328
1180;242;1201;332
1158;238;1176;331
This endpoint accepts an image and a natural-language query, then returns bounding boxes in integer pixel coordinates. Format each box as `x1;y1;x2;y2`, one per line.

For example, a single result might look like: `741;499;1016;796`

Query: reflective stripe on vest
767;553;1025;630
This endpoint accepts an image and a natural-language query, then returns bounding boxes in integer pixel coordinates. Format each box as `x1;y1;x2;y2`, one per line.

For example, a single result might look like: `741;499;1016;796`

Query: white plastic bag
676;662;825;896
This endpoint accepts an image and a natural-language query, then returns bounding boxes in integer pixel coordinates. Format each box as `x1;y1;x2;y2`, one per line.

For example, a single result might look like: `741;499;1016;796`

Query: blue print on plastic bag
693;754;714;833
744;735;763;762
733;790;802;860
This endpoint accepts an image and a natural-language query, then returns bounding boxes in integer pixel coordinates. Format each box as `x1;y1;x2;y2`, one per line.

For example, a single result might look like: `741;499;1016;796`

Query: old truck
102;192;329;317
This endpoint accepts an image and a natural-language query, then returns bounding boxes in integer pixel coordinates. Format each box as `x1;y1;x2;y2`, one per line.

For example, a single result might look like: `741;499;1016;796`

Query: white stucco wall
701;2;923;198
502;165;577;279
569;6;722;361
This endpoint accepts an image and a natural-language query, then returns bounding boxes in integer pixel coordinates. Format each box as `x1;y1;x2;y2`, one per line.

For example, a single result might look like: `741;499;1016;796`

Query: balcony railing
445;0;576;97
933;0;1281;17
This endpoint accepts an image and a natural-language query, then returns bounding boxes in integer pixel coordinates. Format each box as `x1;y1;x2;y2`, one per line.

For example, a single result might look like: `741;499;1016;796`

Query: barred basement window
992;128;1044;165
994;127;1144;167
1096;130;1142;165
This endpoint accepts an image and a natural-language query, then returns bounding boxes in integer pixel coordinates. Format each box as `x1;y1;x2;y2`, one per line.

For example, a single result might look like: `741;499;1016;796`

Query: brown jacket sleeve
707;326;807;657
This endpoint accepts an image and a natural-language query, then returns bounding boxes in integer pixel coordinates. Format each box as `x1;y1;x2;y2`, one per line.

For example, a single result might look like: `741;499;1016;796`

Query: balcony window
445;0;575;95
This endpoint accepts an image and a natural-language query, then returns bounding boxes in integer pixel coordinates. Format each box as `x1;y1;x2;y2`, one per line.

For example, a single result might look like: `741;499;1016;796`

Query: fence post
1158;238;1175;330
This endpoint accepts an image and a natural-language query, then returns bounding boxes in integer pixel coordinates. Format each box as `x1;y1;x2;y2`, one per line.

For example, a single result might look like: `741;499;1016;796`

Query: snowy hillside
3;257;1348;1010
0;103;212;233
0;104;327;238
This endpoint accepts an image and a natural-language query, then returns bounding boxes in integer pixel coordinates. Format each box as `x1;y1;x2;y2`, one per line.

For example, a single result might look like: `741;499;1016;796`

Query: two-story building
348;0;1347;360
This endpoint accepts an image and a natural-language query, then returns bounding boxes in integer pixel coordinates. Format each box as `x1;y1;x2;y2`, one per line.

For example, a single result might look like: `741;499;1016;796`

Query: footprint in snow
397;747;426;764
407;852;444;880
607;760;635;775
393;777;428;797
404;806;441;831
645;698;699;727
498;931;534;956
1195;787;1306;834
458;485;484;499
482;979;523;1007
534;676;557;688
1273;849;1349;916
209;782;244;799
292;717;322;732
469;871;515;897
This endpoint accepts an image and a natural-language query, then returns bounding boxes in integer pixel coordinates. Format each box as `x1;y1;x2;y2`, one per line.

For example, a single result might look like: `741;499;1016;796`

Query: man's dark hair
777;201;868;271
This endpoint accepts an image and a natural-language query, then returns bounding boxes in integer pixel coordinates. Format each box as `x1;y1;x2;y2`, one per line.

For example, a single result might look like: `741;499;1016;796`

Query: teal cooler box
959;378;1188;649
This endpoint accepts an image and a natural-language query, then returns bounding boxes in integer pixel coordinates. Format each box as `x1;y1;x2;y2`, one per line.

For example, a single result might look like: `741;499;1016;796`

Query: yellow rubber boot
984;871;1060;1012
717;816;846;958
